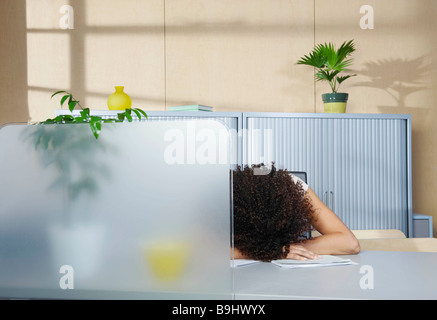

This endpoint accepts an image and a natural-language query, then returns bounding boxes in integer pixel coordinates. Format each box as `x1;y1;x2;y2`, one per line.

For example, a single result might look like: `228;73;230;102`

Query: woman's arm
286;187;360;260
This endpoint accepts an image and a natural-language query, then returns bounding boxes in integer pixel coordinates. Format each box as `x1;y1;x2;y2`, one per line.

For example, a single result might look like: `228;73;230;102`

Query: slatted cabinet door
243;114;410;236
327;118;408;235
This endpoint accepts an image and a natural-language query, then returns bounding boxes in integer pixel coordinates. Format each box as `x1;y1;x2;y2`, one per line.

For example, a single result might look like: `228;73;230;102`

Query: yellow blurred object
107;86;132;110
144;241;190;281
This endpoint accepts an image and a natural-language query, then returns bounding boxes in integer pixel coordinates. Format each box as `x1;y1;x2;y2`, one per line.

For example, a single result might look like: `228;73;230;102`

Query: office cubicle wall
0;120;234;299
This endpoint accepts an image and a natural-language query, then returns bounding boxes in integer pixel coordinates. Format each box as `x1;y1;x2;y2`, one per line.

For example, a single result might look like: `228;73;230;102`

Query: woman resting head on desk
232;164;360;262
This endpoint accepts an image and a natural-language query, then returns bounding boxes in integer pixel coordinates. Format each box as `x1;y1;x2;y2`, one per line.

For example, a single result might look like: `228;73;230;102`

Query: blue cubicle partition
0;120;234;299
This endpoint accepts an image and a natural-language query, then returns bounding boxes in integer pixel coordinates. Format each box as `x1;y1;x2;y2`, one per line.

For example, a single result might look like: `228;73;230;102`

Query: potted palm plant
297;39;357;113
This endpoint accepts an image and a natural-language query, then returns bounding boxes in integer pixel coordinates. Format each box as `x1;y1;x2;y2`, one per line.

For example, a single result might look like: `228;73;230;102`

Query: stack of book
168;105;213;112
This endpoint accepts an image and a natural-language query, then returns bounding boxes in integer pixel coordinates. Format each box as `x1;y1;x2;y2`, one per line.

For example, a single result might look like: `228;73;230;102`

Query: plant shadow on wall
353;56;433;114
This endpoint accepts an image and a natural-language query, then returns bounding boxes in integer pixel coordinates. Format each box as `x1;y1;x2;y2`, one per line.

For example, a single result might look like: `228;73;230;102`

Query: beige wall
1;0;436;234
165;0;314;112
0;0;29;124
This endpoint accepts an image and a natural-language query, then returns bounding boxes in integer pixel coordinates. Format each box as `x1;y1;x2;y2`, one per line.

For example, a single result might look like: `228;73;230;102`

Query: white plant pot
48;224;105;279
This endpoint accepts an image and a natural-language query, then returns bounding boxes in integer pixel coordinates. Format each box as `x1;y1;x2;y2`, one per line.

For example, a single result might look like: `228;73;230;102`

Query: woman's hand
286;244;321;261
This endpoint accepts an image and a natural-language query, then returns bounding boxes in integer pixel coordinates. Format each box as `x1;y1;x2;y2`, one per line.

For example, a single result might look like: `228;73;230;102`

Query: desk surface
233;250;437;299
1;251;435;300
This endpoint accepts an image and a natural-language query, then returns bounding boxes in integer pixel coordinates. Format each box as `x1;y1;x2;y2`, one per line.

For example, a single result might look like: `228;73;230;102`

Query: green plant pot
322;93;348;113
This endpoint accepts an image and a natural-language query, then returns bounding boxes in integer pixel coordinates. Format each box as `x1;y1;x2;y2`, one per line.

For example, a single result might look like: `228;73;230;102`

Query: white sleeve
290;174;309;193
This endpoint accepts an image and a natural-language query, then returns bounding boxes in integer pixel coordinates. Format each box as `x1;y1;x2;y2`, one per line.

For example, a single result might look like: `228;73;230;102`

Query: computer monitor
288;171;307;183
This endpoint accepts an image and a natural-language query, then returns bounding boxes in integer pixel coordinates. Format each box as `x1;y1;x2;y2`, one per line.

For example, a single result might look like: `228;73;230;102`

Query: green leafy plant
297;39;357;93
42;91;148;139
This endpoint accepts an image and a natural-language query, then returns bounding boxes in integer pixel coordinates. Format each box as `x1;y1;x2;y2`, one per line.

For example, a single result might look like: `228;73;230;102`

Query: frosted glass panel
0;120;233;299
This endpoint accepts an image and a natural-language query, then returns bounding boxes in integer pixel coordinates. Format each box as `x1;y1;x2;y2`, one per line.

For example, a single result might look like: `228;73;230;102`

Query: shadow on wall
0;0;29;125
353;56;434;115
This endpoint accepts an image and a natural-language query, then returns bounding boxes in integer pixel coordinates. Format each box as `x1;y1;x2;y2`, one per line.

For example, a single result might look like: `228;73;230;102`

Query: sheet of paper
231;255;356;268
271;255;356;268
231;259;260;268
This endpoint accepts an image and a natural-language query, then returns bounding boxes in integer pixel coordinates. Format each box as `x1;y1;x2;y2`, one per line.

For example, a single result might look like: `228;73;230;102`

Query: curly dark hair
232;163;315;261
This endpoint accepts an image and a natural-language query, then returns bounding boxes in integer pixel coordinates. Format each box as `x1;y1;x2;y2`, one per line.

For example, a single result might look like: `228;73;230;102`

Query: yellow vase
107;86;132;110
